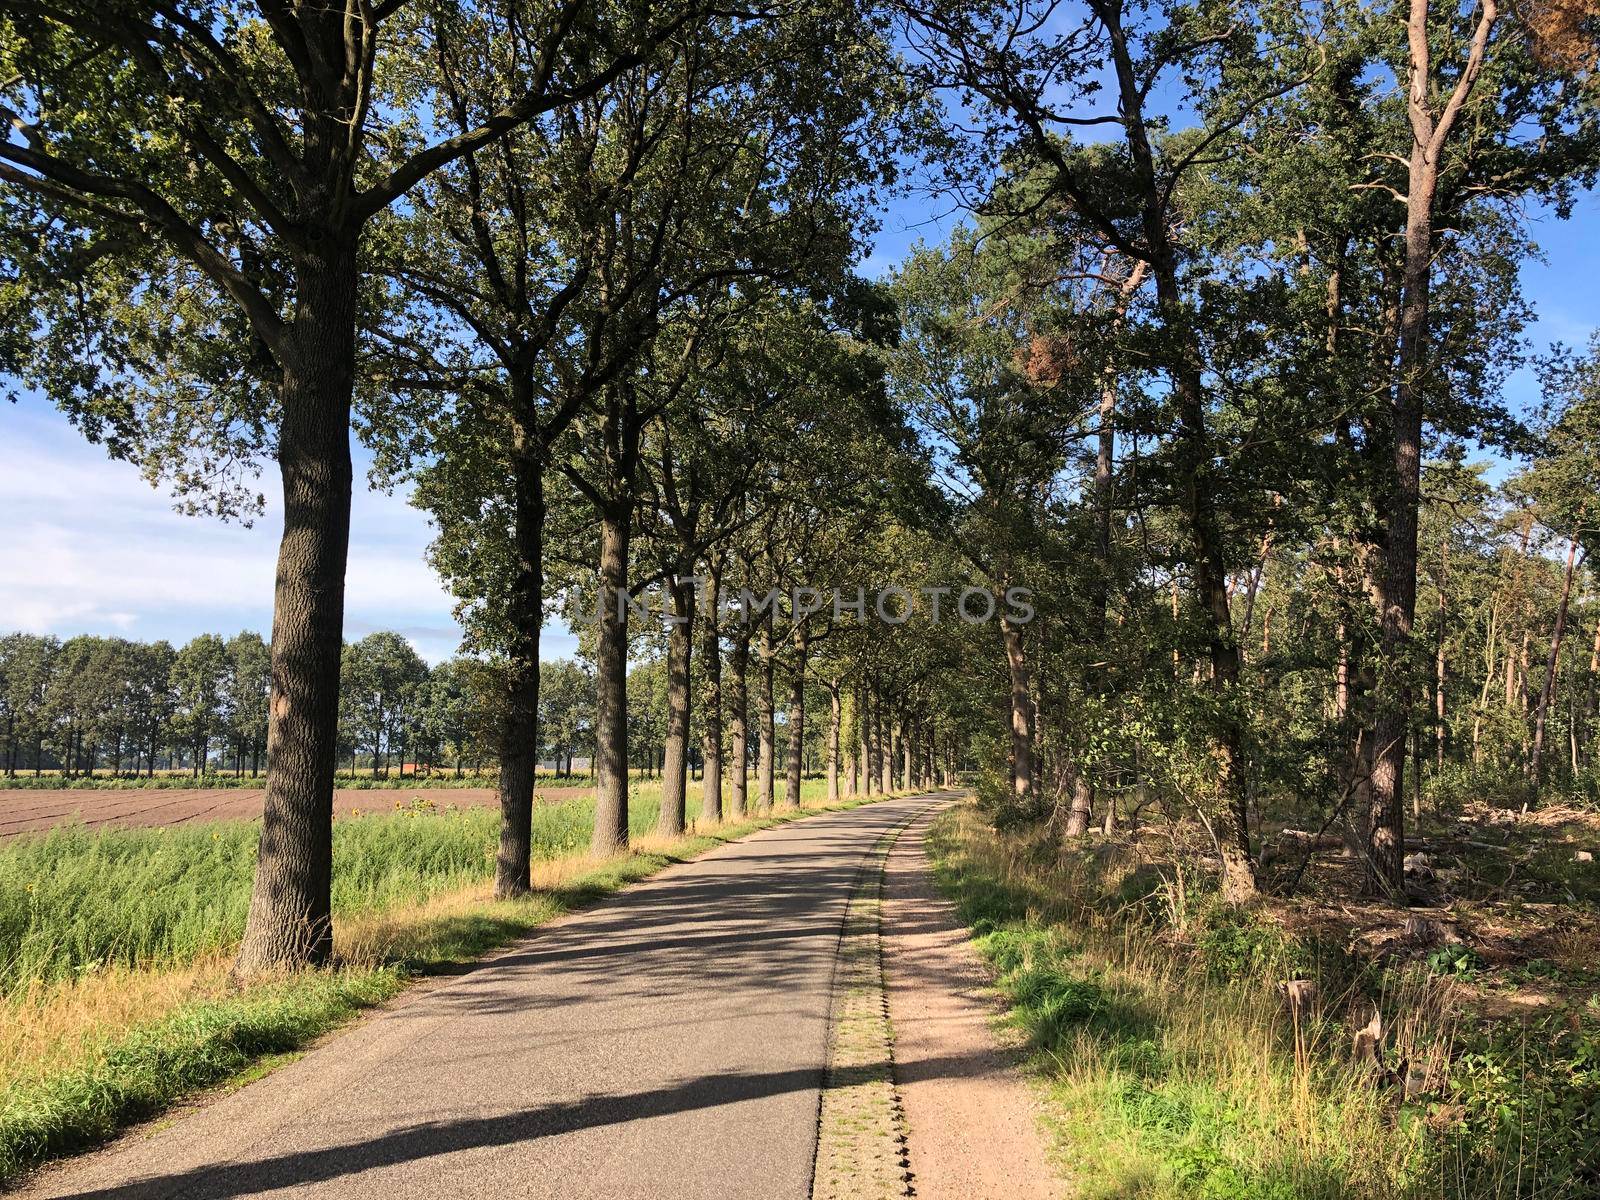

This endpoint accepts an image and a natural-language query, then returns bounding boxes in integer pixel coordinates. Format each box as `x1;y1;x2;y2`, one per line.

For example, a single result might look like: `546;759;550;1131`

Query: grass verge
925;802;1482;1200
0;781;875;1185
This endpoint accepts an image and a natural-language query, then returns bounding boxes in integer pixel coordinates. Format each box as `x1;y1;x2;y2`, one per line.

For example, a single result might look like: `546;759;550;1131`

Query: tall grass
925;805;1422;1200
0;783;751;992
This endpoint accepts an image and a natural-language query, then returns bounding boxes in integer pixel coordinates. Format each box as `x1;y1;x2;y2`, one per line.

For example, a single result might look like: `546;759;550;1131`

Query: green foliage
1439;1013;1600;1193
1193;907;1308;982
1425;943;1484;977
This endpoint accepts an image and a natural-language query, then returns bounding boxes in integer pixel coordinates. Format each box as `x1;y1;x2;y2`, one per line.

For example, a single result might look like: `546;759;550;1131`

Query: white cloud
0;409;466;660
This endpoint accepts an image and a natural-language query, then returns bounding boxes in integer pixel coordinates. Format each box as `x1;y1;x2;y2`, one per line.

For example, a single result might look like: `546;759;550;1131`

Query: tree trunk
1531;539;1583;787
1583;616;1600;767
757;627;776;813
728;630;749;819
782;631;807;810
1435;585;1448;771
493;445;543;897
827;683;842;804
877;695;892;793
659;569;695;836
700;560;724;824
1368;0;1497;898
1153;257;1256;902
1064;768;1093;837
844;685;858;797
237;250;358;974
999;612;1034;803
1367;111;1434;899
591;505;632;854
863;686;877;794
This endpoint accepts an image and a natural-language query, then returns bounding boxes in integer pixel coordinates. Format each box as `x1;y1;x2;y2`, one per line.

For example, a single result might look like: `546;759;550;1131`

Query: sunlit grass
925;804;1422;1200
0;773;859;1183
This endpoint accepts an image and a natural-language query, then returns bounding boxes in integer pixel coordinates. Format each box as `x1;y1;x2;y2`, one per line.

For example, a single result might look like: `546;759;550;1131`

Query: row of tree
0;631;268;778
0;617;887;784
0;631;605;780
4;0;1597;975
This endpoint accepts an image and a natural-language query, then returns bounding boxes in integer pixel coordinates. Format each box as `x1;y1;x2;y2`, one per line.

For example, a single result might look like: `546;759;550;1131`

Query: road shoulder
881;801;1063;1200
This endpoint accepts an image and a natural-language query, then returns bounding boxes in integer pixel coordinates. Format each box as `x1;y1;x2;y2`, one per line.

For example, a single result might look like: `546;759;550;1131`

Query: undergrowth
925;803;1600;1199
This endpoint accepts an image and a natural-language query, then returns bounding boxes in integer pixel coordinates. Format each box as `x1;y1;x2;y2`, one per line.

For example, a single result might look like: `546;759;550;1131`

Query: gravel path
883;804;1063;1200
15;794;948;1200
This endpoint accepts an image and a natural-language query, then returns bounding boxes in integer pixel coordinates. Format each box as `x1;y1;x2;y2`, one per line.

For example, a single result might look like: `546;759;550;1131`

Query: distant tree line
0;631;600;781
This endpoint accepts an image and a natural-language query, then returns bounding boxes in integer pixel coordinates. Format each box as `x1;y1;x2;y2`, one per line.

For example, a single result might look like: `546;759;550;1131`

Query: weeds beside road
925;802;1600;1199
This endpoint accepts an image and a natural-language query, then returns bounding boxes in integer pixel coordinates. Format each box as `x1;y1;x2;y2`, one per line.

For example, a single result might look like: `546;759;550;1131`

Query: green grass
0;774;856;1185
1;969;402;1178
924;804;1417;1200
926;804;1600;1199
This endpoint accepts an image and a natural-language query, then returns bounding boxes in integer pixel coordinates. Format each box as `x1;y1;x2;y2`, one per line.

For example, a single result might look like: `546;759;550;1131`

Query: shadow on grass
0;799;893;1186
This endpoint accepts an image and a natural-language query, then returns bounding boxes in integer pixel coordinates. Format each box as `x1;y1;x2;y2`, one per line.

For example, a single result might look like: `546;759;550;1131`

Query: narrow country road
20;794;953;1200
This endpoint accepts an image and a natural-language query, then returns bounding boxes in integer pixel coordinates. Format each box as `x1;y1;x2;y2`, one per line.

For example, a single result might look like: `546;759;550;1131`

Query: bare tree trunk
756;625;775;814
1369;0;1496;897
999;612;1034;803
883;700;896;793
230;269;371;967
727;630;749;819
1474;601;1499;762
659;570;695;836
1531;539;1584;787
844;685;858;797
863;686;878;794
1064;767;1093;837
493;445;543;897
1583;615;1600;767
236;254;358;974
1435;617;1448;771
590;506;632;855
827;682;842;803
700;560;724;824
783;630;807;810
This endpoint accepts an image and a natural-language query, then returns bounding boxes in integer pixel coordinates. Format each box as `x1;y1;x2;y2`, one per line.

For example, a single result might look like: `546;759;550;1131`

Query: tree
226;632;271;777
0;632;55;776
539;659;595;777
2;0;712;972
127;640;176;778
340;633;428;779
172;634;229;777
1519;342;1600;785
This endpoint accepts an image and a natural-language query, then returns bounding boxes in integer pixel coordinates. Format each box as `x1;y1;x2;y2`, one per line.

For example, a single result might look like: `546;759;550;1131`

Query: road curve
19;794;951;1200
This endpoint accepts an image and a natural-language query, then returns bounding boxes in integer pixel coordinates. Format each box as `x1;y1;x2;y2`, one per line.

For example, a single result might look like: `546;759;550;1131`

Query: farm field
0;785;590;839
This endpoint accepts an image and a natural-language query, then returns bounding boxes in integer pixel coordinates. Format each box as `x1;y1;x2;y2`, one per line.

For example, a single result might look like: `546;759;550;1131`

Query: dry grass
928;804;1438;1199
1;959;234;1094
0;786;886;1184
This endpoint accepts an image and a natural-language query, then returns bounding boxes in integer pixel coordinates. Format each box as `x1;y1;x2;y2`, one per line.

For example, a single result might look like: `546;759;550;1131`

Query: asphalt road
20;794;949;1200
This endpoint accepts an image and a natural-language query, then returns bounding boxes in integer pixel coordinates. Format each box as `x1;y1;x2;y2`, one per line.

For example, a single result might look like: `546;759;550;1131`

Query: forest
3;0;1600;1195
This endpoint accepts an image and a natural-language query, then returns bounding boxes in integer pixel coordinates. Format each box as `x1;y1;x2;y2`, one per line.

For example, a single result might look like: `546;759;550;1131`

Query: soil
0;783;591;839
882;803;1063;1200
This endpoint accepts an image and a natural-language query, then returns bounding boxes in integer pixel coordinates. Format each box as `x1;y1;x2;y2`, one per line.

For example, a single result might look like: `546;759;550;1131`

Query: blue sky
1;180;1595;663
